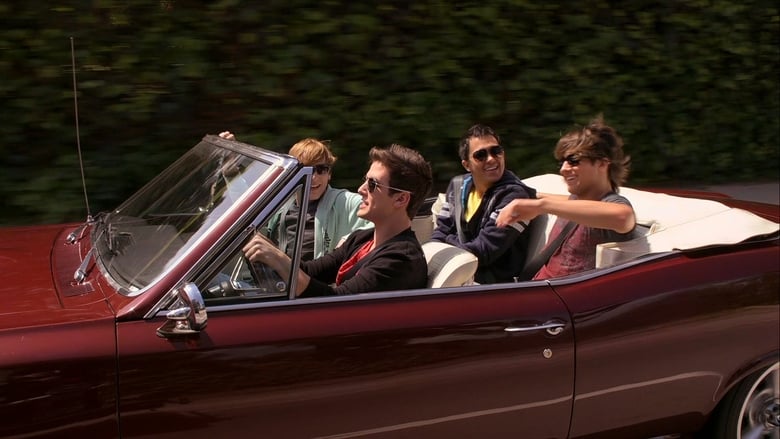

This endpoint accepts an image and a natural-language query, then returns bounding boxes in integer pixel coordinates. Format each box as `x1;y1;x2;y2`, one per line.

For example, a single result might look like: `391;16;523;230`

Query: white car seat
421;241;478;288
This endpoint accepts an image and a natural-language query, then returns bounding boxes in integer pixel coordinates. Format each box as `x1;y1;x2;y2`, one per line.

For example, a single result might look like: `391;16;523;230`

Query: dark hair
369;144;433;219
459;124;501;161
554;114;631;190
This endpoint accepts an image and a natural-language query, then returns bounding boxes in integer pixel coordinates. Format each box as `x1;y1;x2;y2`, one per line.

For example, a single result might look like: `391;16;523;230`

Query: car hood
0;224;65;316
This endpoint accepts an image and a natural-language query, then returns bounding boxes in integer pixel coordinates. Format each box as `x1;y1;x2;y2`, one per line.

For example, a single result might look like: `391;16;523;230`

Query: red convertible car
1;135;778;438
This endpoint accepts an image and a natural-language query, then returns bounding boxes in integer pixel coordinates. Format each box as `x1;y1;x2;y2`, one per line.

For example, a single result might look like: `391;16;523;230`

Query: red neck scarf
335;239;374;285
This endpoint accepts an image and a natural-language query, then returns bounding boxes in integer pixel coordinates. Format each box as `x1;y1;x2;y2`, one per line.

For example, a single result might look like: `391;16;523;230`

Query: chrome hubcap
741;363;780;439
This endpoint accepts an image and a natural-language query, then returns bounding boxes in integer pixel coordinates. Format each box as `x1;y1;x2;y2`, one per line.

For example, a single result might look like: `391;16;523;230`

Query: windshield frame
92;135;299;297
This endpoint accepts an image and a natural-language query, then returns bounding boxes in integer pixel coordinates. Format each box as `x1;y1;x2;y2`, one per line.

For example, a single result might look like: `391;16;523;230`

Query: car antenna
65;37;96;245
71;36;92;222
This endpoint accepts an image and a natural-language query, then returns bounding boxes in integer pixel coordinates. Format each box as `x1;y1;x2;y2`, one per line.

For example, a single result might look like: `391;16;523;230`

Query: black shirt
300;228;427;297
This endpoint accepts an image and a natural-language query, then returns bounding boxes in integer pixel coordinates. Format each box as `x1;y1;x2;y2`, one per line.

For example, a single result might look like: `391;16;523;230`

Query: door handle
504;321;566;336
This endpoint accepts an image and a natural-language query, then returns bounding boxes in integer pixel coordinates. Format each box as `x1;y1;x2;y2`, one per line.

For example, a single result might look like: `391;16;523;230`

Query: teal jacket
314;186;371;258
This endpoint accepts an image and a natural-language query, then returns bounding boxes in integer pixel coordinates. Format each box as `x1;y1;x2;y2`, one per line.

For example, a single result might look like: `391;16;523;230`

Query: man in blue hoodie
430;124;536;283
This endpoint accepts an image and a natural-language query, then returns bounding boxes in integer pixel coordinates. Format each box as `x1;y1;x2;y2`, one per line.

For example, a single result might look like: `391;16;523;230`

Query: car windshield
93;139;273;293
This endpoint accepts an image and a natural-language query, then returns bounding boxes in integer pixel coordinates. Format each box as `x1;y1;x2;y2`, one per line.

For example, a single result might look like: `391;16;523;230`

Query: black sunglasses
365;177;411;194
471;145;504;162
312;164;331;175
558;154;585;167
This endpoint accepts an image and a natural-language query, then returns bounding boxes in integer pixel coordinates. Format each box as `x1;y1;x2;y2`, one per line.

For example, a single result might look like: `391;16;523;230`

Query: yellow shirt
465;189;482;222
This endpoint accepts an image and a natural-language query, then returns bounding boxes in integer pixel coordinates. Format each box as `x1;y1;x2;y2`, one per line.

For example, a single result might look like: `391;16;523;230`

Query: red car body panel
558;244;779;438
0;316;118;438
1;226;119;437
0;225;64;316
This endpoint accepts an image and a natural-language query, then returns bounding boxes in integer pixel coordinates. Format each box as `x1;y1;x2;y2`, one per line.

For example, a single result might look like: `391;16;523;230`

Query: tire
711;361;779;439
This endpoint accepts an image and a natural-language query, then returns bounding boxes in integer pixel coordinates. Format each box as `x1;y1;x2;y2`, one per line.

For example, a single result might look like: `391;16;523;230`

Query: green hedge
0;1;777;225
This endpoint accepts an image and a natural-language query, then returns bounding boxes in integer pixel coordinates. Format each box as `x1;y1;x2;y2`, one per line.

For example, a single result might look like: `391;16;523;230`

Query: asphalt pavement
700;182;779;205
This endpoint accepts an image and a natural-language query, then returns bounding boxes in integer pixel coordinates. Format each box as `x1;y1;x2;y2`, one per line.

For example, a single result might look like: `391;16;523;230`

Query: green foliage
0;0;777;225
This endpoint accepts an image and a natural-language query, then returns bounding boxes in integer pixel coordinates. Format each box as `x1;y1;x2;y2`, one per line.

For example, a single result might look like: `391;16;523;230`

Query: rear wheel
712;361;779;439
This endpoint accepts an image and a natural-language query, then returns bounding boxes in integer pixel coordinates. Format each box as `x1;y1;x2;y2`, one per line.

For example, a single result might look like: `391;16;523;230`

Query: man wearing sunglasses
430;124;537;283
243;144;433;297
220;133;369;260
495;115;640;279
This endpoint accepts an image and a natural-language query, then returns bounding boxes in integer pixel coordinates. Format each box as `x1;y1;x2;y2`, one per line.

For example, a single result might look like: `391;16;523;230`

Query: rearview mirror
156;283;208;337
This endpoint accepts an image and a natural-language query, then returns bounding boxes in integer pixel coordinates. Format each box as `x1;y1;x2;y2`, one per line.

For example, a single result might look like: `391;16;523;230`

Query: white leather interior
521;174;779;268
422;241;478;288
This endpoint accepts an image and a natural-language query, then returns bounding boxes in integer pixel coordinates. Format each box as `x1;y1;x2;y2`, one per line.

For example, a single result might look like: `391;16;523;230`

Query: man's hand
243;232;311;296
243;233;286;269
495;199;538;228
219;131;236;140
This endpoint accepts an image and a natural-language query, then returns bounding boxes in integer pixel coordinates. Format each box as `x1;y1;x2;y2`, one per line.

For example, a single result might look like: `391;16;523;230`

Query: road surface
701;182;779;205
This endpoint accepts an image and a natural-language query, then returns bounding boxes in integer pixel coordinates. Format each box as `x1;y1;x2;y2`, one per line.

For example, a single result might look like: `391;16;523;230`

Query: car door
116;281;574;439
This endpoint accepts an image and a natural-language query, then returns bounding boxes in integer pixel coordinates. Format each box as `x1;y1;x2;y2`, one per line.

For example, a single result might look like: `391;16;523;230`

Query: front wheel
711;361;779;439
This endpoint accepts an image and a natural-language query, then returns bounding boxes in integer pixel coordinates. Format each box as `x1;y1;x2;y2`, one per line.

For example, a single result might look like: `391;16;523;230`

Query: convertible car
1;135;778;439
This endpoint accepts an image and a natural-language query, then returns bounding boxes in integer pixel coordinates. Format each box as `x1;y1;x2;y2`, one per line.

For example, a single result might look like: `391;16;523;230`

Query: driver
243;144;433;297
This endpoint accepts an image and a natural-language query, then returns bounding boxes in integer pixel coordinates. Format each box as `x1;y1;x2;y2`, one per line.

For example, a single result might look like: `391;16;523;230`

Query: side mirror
156;283;208;337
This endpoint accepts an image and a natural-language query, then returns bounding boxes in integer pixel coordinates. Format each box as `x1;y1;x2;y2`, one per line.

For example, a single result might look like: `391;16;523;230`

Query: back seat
412;174;779;279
